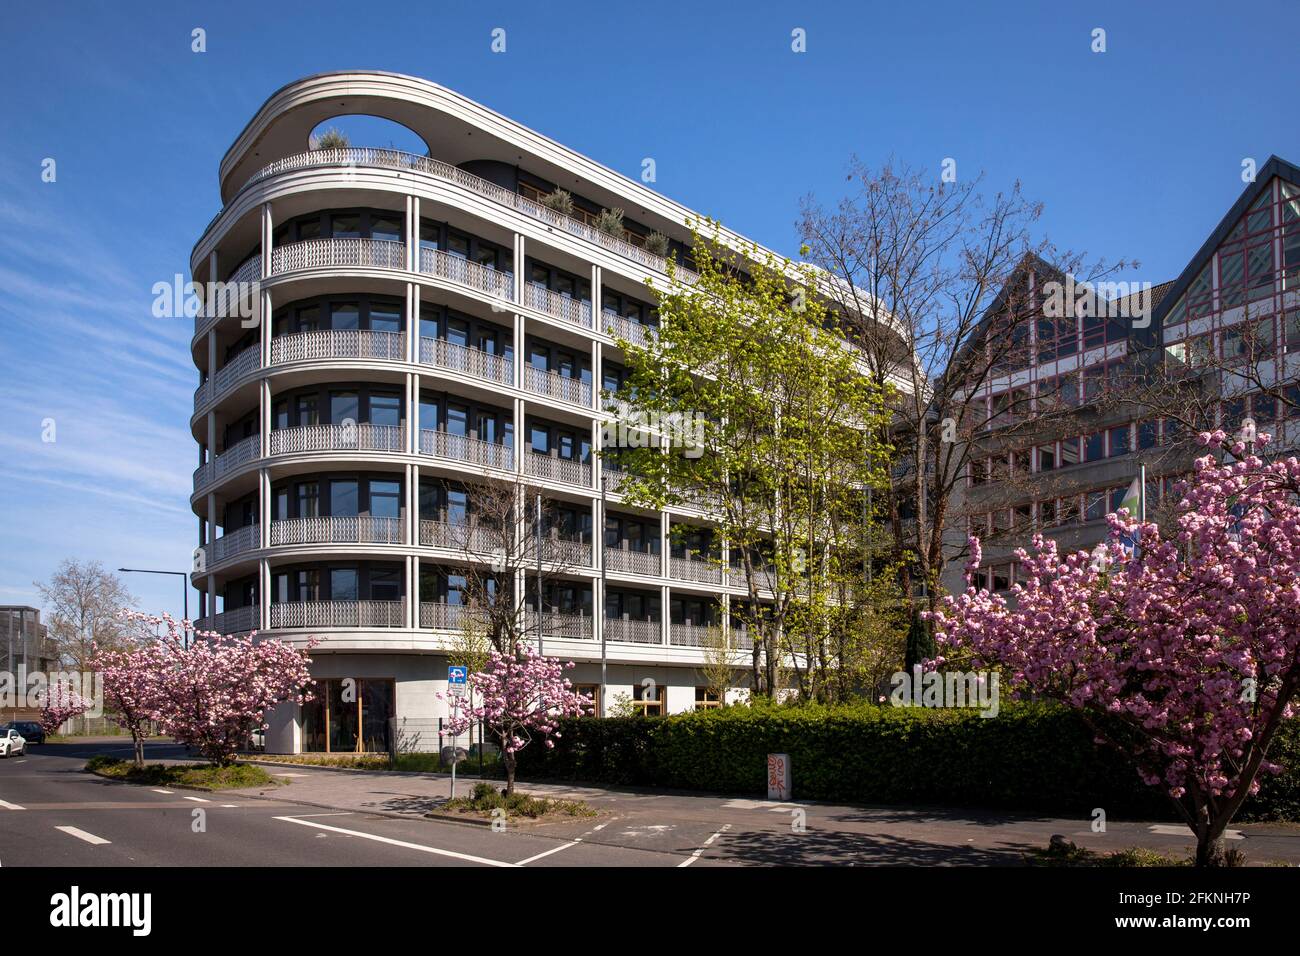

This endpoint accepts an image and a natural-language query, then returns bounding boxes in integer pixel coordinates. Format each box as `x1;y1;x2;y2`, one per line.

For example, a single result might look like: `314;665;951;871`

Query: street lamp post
118;568;190;646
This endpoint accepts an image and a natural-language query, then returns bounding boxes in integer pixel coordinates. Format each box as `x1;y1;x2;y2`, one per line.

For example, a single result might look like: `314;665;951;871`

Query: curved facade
189;72;786;752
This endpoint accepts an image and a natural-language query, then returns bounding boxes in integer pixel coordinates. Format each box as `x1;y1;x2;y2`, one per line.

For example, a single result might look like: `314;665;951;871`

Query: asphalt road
0;742;728;868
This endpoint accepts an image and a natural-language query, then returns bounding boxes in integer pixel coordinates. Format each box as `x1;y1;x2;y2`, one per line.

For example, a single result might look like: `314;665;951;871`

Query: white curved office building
189;72;799;752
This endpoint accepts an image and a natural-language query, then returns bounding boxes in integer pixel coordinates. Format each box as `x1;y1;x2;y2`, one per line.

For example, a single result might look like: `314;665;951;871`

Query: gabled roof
1151;155;1300;327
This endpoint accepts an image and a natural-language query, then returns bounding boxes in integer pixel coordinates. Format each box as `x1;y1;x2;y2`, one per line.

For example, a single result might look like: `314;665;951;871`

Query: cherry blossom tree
442;645;591;794
92;635;172;768
931;431;1300;865
127;613;316;766
37;679;91;738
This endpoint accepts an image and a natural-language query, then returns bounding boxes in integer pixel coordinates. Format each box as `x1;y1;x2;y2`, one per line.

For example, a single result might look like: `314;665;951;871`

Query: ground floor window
302;678;395;753
694;687;722;710
629;684;665;715
573;684;601;717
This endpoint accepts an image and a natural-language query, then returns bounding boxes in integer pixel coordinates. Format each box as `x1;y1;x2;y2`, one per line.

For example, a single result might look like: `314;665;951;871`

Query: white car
0;729;27;758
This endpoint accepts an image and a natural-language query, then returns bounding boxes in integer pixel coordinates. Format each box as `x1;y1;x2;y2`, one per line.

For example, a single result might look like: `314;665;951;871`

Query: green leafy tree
611;220;892;696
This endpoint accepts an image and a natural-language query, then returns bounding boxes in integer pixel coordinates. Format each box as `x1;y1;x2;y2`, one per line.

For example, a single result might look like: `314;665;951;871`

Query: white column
259;559;271;631
259;380;271;459
260;202;273;279
259;468;271;549
514;397;525;473
660;584;670;646
407;371;418;454
592;265;602;330
408;281;420;364
661;511;670;577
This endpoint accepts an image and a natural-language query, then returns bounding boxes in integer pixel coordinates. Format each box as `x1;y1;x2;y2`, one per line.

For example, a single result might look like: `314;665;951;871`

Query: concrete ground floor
264;651;747;754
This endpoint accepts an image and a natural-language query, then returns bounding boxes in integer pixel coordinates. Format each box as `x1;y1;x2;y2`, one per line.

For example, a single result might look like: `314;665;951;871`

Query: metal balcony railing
210;524;260;563
419;429;513;470
524;364;592;406
525;452;591;487
418;247;515;301
603;617;662;645
194;257;260;336
605;548;661;577
419;336;512;385
271;329;404;364
669;622;719;648
270;515;404;546
523;283;593;328
271;237;407;274
269;599;405;629
670;555;724;585
601;309;656;347
528;610;594;642
193;432;261;491
269;423;405;456
194;605;259;635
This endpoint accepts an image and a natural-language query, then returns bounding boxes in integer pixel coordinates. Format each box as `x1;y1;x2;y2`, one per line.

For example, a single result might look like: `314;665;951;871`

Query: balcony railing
420;429;513;470
269;599;405;629
419;518;500;552
670;555;723;585
211;524;260;563
523;283;593;328
269;423;405;456
270;515;404;546
418;247;515;301
271;329;404;365
194;432;261;491
529;610;594;642
271;238;407;274
194;257;260;336
236;148;698;284
419;336;512;385
602;309;656;348
525;452;591;487
603;617;662;645
669;622;719;648
731;628;754;650
524;365;592;406
194;605;259;635
605;548;661;577
419;601;478;630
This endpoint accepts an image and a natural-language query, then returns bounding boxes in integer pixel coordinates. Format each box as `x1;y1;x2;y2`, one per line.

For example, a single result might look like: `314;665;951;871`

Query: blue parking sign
448;665;467;685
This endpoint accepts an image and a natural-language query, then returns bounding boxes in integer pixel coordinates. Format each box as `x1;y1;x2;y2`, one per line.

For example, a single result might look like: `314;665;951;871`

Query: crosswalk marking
55;826;111;846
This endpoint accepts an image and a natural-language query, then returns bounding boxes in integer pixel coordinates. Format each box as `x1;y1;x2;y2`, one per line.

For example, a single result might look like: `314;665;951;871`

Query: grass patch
245;751;503;775
436;782;596;820
86;755;279;791
1028;838;1192;867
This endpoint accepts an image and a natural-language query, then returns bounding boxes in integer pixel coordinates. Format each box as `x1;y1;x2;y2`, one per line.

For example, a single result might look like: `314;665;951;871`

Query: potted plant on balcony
539;188;574;216
644;231;670;257
310;127;350;151
597;207;626;239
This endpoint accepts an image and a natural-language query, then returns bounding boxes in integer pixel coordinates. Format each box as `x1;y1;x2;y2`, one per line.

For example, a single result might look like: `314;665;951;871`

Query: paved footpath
4;742;1298;866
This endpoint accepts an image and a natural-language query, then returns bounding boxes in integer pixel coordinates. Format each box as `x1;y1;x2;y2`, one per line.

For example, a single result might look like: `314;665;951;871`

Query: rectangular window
330;480;359;517
1108;425;1130;457
331;302;360;330
694;687;722;710
370;394;401;427
1086;491;1107;522
330;391;359;425
330;568;359;602
1137;420;1158;450
530;425;549;454
369;480;401;518
1083;432;1105;462
1037;444;1056;471
297;482;320;518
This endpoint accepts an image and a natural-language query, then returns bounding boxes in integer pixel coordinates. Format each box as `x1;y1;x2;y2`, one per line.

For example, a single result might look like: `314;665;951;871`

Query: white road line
0;799;26;810
55;826;111;846
517;840;582;865
183;796;210;803
273;815;517;867
221;804;238;808
151;789;174;795
677;824;732;868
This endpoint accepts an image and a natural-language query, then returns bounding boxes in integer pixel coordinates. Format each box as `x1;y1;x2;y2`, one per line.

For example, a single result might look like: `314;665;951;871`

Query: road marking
677;824;732;868
151;789;174;795
273;815;517;867
1148;824;1243;840
0;800;26;810
273;773;311;778
517;840;582;865
183;796;210;803
55;826;111;846
221;804;238;808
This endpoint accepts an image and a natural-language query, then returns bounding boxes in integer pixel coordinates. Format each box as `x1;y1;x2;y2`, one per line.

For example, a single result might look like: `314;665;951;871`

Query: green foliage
903;613;935;670
440;781;595;819
515;704;1300;821
86;755;277;790
644;231;670;257
596;207;625;237
539;188;574;216
310;127;350;150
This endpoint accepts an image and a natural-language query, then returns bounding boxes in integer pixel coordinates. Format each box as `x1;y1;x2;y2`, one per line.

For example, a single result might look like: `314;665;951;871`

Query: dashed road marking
151;789;174;795
678;824;732;867
55;826;111;846
183;796;210;803
273;815;517;867
0;799;26;811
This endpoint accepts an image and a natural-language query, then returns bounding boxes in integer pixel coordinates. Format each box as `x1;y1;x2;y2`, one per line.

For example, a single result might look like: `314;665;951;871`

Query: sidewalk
225;760;1300;866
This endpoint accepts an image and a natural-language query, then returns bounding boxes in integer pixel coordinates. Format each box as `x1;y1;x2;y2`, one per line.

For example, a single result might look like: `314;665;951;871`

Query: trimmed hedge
515;702;1300;822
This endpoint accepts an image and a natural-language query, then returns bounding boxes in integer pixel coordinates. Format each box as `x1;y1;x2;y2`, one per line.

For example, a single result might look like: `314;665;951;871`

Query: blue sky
1;0;1297;619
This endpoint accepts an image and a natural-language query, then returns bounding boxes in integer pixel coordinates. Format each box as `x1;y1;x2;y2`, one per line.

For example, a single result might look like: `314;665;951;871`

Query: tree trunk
504;751;517;796
1196;834;1225;868
132;734;144;769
